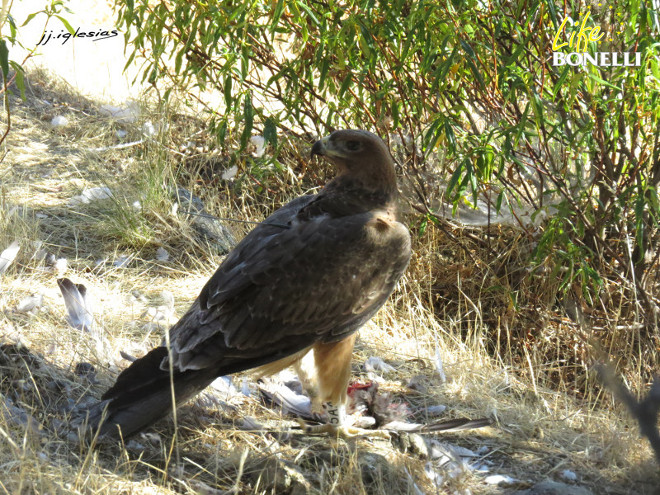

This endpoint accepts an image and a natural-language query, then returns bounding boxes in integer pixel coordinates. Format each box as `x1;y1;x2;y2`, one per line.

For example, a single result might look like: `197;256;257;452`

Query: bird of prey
84;129;411;439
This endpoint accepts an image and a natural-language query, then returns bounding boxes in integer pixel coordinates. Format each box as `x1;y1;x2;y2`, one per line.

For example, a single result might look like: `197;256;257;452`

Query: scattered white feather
16;294;43;313
100;101;139;123
433;347;446;383
132;200;142;211
54;258;68;275
142;121;156;136
57;278;94;332
241;377;252;396
472;462;490;473
250;135;266;157
560;469;578;482
221;165;238;180
113;255;131;268
424;404;447;417
116;129;127;139
0;241;20;274
238;415;263;430
364;356;395;373
424;462;443;489
51;115;68;127
156;247;169;262
68;187;113;206
484;474;518;485
210;376;239;398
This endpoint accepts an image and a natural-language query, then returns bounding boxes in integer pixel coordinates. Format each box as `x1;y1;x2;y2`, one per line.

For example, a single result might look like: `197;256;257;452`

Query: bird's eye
345;140;361;151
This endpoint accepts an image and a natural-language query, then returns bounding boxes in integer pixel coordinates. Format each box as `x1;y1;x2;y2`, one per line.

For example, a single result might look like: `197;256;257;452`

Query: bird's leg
324;401;346;425
296;336;389;438
297;401;390;438
292;355;323;415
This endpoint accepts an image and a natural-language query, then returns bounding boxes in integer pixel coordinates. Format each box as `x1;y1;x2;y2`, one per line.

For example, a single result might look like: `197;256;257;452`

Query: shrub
117;0;660;390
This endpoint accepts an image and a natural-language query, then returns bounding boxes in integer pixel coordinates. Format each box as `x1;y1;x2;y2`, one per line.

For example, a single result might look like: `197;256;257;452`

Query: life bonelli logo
551;6;641;67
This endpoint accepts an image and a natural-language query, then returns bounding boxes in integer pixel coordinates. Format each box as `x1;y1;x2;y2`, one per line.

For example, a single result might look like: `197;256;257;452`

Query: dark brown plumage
85;129;411;438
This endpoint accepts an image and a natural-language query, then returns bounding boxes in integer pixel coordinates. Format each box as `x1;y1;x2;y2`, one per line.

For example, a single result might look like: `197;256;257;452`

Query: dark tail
83;347;218;439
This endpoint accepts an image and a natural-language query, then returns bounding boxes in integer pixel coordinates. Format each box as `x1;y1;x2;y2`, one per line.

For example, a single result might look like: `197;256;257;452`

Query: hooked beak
311;136;329;158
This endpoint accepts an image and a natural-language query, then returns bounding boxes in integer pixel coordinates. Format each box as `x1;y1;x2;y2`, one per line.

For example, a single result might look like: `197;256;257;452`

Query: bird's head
311;129;397;195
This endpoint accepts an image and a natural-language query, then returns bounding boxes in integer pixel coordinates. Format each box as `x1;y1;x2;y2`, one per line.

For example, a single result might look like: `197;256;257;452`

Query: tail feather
83;345;312;439
86;348;218;439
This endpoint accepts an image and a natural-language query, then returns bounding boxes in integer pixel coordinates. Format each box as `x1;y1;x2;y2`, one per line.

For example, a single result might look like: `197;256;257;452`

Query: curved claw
296;418;390;439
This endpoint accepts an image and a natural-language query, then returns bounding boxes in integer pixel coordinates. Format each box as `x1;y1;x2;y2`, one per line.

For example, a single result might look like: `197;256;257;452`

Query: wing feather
166;195;410;372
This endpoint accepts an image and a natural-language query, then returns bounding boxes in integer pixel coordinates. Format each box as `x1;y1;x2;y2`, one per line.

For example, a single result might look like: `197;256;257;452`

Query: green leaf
445;120;456;154
447;161;465;197
339;73;353;98
264;117;278;148
240;92;254;149
0;40;8;80
21;12;40;27
296;1;320;26
8;61;25;99
224;75;232;109
55;15;75;35
270;0;285;31
418;215;428;237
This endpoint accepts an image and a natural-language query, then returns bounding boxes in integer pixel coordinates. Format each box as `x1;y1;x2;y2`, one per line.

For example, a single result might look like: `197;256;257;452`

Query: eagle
85;129;412;438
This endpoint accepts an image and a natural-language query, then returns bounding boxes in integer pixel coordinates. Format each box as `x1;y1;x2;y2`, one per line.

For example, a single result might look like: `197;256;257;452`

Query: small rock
125;439;145;451
46;379;72;394
174;187;235;254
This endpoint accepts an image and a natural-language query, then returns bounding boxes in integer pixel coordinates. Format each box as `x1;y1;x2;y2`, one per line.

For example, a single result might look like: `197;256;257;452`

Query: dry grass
0;69;658;494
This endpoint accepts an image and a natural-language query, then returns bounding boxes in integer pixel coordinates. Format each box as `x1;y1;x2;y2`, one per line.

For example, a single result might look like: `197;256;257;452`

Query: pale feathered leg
296;335;389;438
